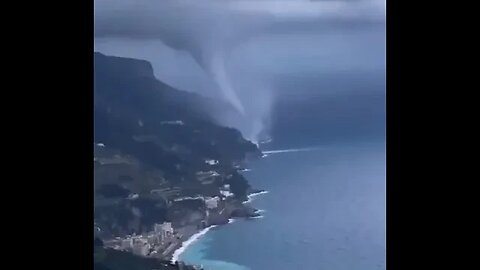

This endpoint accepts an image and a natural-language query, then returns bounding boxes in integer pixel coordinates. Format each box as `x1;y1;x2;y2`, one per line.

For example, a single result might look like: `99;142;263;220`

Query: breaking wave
262;146;322;155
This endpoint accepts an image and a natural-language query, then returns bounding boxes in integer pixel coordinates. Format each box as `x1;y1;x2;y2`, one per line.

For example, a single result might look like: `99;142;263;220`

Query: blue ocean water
179;141;385;270
179;69;385;270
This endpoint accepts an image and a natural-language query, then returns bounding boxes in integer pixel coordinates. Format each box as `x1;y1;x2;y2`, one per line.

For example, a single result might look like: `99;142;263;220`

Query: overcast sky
94;0;385;142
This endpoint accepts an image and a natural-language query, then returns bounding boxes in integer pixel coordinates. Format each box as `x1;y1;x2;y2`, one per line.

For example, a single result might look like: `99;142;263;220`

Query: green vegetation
93;53;260;269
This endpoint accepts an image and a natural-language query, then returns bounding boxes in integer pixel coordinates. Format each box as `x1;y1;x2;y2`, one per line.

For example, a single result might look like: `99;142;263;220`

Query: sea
177;73;386;270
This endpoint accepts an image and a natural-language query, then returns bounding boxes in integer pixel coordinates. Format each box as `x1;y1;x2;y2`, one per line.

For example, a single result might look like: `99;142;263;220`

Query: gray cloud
94;0;385;142
94;0;384;69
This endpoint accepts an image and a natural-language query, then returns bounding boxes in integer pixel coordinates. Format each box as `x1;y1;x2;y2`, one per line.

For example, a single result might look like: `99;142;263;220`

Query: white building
205;197;219;209
154;222;174;243
220;184;233;197
127;193;139;200
220;190;234;198
205;159;219;165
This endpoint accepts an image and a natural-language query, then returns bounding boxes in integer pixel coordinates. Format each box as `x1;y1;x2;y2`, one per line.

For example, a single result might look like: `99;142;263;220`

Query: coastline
171;225;218;263
171;190;269;265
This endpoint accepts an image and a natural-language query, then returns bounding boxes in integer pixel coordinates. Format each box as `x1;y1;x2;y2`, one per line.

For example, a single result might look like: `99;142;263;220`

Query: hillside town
104;221;176;257
101;179;259;261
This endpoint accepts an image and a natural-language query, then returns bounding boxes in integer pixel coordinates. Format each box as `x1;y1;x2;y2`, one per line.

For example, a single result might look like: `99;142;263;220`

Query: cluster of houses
112;222;176;256
103;175;237;259
100;156;240;258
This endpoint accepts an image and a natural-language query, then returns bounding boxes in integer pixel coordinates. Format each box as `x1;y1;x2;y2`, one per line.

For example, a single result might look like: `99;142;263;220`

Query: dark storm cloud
94;0;384;52
94;0;385;142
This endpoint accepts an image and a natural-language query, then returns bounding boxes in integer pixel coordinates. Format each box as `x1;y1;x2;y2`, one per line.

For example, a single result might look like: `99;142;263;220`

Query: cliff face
95;52;155;79
94;52;259;165
94;52;260;238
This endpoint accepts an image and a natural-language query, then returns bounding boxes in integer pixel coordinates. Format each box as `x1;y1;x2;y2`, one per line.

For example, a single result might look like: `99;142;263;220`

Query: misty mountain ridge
94;52;261;239
94;51;260;179
94;52;245;127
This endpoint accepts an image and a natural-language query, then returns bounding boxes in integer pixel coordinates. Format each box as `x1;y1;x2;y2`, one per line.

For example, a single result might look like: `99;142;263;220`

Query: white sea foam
243;190;269;204
262;146;322;155
171;192;267;264
171;225;217;263
249;190;269;198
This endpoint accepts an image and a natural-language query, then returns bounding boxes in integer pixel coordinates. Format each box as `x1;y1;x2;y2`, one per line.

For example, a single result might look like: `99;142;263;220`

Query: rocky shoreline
166;189;267;264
